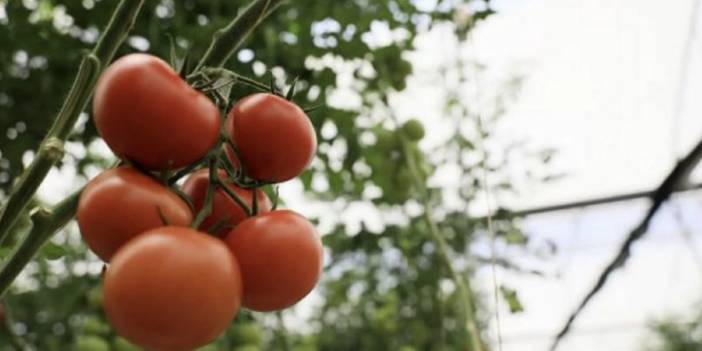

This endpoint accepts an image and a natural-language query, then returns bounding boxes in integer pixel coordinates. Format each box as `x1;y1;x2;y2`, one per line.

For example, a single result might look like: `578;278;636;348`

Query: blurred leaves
646;306;702;351
499;286;524;314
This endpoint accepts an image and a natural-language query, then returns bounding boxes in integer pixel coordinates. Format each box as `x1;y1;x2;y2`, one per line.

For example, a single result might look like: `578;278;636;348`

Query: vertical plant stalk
393;119;486;351
0;190;81;297
195;0;283;70
275;311;292;351
0;0;145;246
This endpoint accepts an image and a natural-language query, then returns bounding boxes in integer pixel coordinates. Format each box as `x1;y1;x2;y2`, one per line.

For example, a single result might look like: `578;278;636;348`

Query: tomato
93;53;220;170
83;316;110;336
233;345;262;351
182;169;271;237
87;286;103;308
229;322;264;345
104;227;242;351
75;336;110;351
224;210;323;311
77;167;192;262
226;93;317;182
401;119;425;141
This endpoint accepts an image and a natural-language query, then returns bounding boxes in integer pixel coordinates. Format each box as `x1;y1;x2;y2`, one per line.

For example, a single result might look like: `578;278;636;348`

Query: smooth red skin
77;167;192;262
226;93;317;182
93;53;220;170
104;227;243;351
225;210;323;311
182;169;272;237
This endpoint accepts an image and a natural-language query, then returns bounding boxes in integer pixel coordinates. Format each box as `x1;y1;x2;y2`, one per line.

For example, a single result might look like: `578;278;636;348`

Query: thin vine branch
0;0;145;246
0;190;82;297
195;0;284;70
193;68;274;93
549;136;702;351
191;158;219;229
215;177;252;217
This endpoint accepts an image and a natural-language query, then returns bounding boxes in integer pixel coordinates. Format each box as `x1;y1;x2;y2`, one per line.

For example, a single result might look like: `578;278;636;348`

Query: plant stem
216;178;252;217
0;0;145;246
394;119;486;351
0;190;81;297
198;67;275;93
251;187;259;215
195;0;283;70
191;158;219;229
275;311;291;351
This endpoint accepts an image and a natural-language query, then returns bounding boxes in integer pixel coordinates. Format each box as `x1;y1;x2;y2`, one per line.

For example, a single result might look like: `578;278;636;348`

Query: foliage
645;307;702;351
0;0;550;350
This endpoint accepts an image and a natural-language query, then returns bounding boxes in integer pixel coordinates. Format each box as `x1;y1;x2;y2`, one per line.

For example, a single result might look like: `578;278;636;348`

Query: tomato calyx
185;140;279;235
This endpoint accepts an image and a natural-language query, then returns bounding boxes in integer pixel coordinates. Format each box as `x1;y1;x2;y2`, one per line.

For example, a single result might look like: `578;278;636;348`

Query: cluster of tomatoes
76;53;323;351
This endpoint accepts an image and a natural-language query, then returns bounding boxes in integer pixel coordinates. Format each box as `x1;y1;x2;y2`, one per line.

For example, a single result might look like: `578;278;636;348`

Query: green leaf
168;34;178;69
41;242;67;261
286;76;300;101
500;286;524;314
504;230;528;245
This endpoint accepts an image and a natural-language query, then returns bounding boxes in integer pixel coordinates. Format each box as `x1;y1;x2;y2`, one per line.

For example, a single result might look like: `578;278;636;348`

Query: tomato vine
0;0;284;298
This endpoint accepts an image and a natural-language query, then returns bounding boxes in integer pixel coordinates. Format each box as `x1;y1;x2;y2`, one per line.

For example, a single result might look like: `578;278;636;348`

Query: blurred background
1;0;702;350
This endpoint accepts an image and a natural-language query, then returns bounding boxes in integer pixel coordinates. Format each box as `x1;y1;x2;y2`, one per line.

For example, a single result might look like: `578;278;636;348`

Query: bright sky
481;0;702;208
459;0;702;350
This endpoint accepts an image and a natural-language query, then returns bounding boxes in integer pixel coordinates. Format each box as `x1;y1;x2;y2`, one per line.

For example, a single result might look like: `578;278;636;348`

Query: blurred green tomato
401;119;425;141
113;336;142;351
74;335;110;351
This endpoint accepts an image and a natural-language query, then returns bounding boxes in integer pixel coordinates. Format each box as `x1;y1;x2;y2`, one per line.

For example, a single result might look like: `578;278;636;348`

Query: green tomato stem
215;177;252;217
0;190;82;297
251;187;259;215
0;0;144;292
194;68;274;95
191;158;219;230
195;0;284;70
0;0;145;245
167;155;209;186
392;113;486;351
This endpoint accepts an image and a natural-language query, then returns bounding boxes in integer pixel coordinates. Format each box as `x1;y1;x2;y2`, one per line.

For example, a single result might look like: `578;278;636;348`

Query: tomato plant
182;169;272;237
92;53;220;170
401;119;425;141
104;226;242;351
225;210;323;311
77;166;192;262
226;93;317;182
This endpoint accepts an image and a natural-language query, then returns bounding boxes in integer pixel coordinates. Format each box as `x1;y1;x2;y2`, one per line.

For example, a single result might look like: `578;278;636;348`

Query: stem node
41;138;65;163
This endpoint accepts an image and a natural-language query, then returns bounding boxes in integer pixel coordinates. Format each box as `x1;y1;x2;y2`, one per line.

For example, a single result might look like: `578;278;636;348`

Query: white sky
458;0;702;350
479;0;702;208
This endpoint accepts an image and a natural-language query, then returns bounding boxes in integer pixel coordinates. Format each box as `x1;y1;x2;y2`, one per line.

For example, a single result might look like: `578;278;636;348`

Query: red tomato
104;227;242;351
93;53;220;170
77;167;192;262
182;169;272;237
226;93;317;182
224;210;323;311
